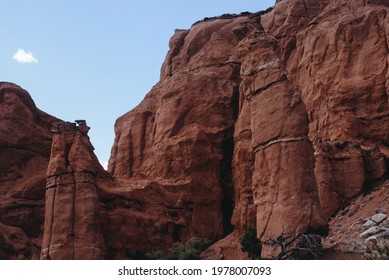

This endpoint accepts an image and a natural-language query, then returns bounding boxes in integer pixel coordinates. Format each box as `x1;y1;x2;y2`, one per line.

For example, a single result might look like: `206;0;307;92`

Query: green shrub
146;237;209;260
240;227;262;260
146;250;165;260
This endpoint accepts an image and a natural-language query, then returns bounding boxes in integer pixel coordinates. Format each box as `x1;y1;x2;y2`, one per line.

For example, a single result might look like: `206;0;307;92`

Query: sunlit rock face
2;0;389;260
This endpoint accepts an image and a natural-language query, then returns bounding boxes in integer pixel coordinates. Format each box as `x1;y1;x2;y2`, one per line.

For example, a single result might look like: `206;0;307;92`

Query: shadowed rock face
1;0;389;260
0;83;58;259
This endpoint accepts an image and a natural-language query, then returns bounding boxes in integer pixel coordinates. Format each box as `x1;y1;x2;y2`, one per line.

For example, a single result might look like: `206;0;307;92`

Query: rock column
41;121;106;260
238;30;328;242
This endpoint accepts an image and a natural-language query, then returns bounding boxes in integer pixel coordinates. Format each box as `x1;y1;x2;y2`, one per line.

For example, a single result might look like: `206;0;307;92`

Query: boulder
370;213;388;224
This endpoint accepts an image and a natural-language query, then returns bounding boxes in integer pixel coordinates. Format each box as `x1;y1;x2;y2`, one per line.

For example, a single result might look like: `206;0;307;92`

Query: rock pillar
41;121;106;260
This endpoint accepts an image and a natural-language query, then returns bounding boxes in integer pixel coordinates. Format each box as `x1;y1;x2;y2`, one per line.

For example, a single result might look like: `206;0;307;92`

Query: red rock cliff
107;0;389;258
1;0;389;260
0;83;58;259
262;0;389;220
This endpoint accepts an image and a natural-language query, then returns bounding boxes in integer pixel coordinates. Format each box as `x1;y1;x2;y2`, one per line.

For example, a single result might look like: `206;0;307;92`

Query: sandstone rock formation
108;0;389;258
41;120;106;260
0;83;109;260
104;17;246;257
262;0;389;220
0;82;58;259
1;0;389;260
106;10;328;256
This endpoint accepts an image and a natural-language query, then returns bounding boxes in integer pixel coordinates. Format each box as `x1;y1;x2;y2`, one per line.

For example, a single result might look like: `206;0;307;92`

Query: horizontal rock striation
41;121;106;260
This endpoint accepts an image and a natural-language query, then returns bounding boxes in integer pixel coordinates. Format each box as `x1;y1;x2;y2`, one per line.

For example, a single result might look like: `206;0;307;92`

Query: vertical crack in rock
220;135;234;235
220;64;242;236
41;121;106;260
220;94;237;236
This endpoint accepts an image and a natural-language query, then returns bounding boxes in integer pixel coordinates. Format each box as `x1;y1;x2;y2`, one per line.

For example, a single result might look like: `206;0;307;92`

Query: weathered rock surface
0;83;109;260
1;0;389;260
262;0;389;219
322;184;389;260
0;82;59;259
0;223;33;260
107;5;329;257
108;0;389;258
40;121;107;260
105;16;247;257
200;232;248;260
370;213;388;224
238;16;327;242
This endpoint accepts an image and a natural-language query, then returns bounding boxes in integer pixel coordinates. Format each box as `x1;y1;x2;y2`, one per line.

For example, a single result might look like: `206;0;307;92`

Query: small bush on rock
240;227;262;260
146;237;209;260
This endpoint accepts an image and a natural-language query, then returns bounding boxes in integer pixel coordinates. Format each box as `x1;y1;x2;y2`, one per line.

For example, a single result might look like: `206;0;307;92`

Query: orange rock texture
1;0;389;259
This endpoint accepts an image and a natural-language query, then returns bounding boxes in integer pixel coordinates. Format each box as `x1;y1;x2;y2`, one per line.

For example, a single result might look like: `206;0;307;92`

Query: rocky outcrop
107;6;328;257
0;83;108;260
262;0;389;219
108;0;389;258
235;14;327;242
0;82;59;259
105;16;247;257
41;121;106;260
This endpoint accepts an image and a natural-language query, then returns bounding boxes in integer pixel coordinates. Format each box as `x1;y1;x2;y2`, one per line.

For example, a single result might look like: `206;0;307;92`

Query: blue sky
0;0;275;168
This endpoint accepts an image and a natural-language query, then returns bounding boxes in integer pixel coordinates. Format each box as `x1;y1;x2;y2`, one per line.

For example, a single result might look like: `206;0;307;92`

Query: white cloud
12;48;38;64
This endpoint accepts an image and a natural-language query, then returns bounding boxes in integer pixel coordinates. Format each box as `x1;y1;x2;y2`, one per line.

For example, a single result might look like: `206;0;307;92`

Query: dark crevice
128;130;134;177
173;224;180;242
219;63;242;237
220;135;235;236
